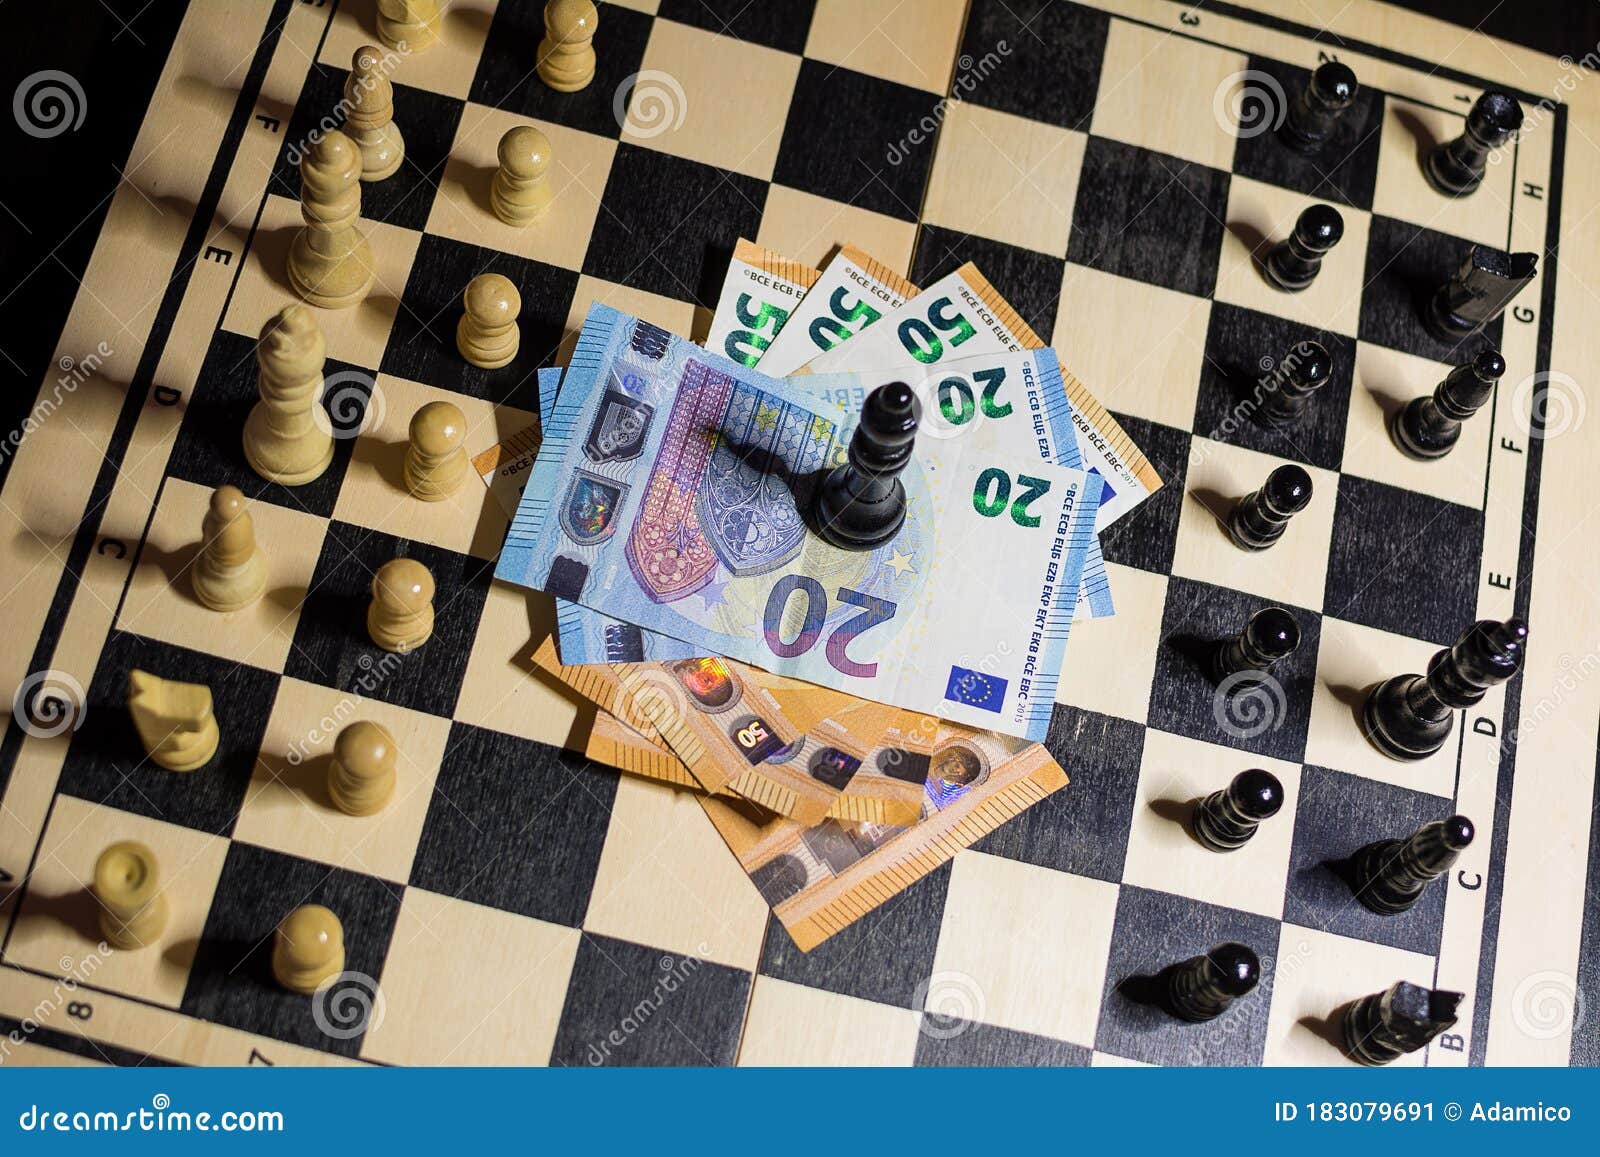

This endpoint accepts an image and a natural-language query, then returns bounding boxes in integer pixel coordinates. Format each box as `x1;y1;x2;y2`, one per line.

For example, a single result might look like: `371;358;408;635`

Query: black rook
1344;982;1463;1065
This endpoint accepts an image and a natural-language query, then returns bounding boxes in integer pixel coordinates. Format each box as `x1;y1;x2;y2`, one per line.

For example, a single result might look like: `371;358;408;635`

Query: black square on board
1230;56;1384;211
772;59;940;222
1323;473;1482;647
469;1;653;137
1096;885;1281;1066
1097;414;1189;577
1284;765;1455;956
658;0;816;54
582;144;767;302
380;233;572;410
180;842;401;1057
269;64;462;232
1067;136;1231;299
957;0;1110;131
549;933;751;1066
758;861;950;1009
1194;302;1356;471
1147;576;1320;764
910;225;1068;339
284;523;489;718
170;330;369;520
915;1019;1091;1066
56;631;277;837
974;705;1144;883
409;725;617;927
1359;214;1504;362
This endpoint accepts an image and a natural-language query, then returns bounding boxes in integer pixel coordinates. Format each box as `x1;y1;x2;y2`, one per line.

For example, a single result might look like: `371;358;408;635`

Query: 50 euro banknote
494;303;1101;741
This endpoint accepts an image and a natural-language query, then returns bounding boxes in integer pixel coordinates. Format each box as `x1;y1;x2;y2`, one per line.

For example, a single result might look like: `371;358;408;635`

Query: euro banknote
754;243;918;376
704;238;819;369
495;303;1101;740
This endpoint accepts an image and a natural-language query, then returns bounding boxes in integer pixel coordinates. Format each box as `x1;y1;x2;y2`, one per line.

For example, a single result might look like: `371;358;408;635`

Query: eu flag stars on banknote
495;303;1101;741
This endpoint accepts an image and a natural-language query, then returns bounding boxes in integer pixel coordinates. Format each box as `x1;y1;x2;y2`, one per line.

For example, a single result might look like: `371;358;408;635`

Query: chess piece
1350;815;1474;915
245;305;334;485
815;382;919;550
1344;981;1462;1065
537;0;598;93
375;0;439;54
272;904;345;994
328;720;398;816
490;126;553;226
1228;463;1312;551
1193;769;1284;852
93;841;168;950
128;669;219;772
1363;618;1527;761
1426;91;1522;197
455;273;521;369
1282;60;1358;153
1163;943;1260;1022
367;557;434;652
1263;203;1344;291
345;45;405;181
1257;340;1332;427
404;401;468;501
192;485;268;612
1212;607;1300;683
1393;349;1505;460
287;130;374;309
1425;246;1538;341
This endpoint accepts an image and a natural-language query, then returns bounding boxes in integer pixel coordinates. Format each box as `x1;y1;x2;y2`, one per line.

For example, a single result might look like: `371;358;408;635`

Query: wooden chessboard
1;0;1596;1067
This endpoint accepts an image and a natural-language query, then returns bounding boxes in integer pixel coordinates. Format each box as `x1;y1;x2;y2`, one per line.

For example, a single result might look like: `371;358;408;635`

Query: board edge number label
1180;11;1200;25
0;866;13;886
250;1048;275;1065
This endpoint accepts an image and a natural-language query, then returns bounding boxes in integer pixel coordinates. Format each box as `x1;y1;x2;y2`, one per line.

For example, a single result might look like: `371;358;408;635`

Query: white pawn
455;274;521;369
376;0;439;54
367;558;434;652
193;485;267;612
404;401;468;501
345;46;405;181
245;304;334;485
272;905;345;994
287;130;374;309
491;126;553;226
328;720;398;816
94;841;169;951
538;0;598;93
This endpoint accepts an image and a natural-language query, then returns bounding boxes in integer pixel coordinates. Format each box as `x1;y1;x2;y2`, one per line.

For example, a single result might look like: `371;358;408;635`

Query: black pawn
1344;981;1463;1065
1350;815;1474;915
1212;606;1300;682
1163;943;1261;1022
1364;618;1527;761
815;382;918;551
1394;349;1506;460
1263;204;1344;291
1426;91;1523;197
1257;340;1332;427
1282;61;1358;153
1229;464;1313;550
1194;769;1284;851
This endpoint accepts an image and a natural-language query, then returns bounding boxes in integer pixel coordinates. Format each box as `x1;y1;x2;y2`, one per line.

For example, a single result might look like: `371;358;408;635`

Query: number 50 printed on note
495;305;1100;740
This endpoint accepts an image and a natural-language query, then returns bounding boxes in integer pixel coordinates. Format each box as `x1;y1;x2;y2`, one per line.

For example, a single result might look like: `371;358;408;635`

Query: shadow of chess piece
815;383;919;551
1363;618;1526;760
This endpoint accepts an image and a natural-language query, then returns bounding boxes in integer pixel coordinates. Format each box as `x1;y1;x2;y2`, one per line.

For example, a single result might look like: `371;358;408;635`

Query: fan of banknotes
481;241;1162;951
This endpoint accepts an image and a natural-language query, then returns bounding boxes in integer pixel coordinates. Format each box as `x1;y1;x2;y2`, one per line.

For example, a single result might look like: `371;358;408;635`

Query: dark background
1;0;1596;467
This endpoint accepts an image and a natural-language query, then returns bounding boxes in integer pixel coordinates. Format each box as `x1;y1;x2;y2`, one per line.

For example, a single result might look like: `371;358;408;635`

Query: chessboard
1;0;1596;1068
